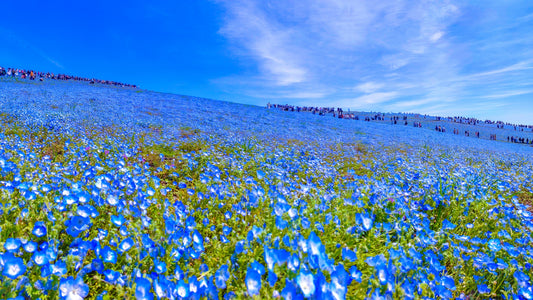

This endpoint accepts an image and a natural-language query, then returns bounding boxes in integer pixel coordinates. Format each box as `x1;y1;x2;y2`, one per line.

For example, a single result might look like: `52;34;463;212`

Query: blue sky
1;1;532;124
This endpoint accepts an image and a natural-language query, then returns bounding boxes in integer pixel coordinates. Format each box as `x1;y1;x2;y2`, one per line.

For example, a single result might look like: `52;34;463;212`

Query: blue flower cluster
0;78;532;298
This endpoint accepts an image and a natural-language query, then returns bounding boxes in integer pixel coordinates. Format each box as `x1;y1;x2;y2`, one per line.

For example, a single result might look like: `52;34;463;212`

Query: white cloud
480;90;533;99
386;98;439;109
355;92;398;104
217;0;307;86
217;0;461;84
281;91;329;99
460;61;533;79
355;82;384;93
430;31;444;42
380;54;411;70
213;0;533;124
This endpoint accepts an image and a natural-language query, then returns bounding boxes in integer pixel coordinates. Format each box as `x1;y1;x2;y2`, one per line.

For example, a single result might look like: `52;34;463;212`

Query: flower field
0;78;533;299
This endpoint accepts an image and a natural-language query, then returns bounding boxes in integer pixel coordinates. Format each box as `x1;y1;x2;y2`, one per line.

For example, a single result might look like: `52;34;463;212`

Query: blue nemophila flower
366;254;395;286
276;249;290;265
366;254;387;267
215;265;230;289
268;271;278;287
32;250;49;266
301;217;311;229
342;248;357;262
185;216;196;230
514;270;530;284
106;193;120;206
264;247;278;271
59;276;89;299
307;232;324;256
104;269;121;284
4;238;21;252
296;270;316;297
487;239;502;252
153;278;169;299
375;264;392;286
2;253;26;279
224;211;232;220
32;221;47;238
101;246;117;264
356;212;374;231
245;266;262;296
65;216;91;237
224;291;236;300
519;286;533;299
23;241;38;253
136;277;154;300
331;265;349;298
91;258;104;273
276;216;288;229
433;284;451;300
288;254;300;272
24;190;37;200
192;230;204;252
251;261;266;275
154;260;166;274
200;263;209;273
51;260;68;276
235;240;244;254
45;243;57;262
478;284;491;294
350;266;362;283
222;226;232;236
313;270;330;299
118;237;134;253
441;276;456;291
176;279;189;298
146;187;156;196
442;219;457;231
111;215;127;227
119;225;129;236
281;279;299;300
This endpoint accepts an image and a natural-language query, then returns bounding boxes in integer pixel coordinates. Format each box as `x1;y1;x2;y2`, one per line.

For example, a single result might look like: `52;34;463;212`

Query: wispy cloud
430;31;444;42
460;61;533;79
355;82;385;93
0;26;64;69
355;92;398;105
213;0;533;123
217;0;307;86
386;98;439;109
480;90;533;99
328;92;399;109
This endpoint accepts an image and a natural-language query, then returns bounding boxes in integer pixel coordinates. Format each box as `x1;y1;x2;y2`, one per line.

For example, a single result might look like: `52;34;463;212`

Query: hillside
0;78;533;299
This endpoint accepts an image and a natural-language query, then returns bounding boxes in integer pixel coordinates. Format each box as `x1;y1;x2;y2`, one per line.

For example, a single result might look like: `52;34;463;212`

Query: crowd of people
267;103;344;116
490;120;533;132
268;103;533;145
508;136;530;144
0;66;137;88
452;129;481;138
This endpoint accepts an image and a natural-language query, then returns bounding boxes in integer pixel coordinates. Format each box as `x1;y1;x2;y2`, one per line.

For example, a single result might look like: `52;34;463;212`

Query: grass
518;190;533;213
1;86;533;299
